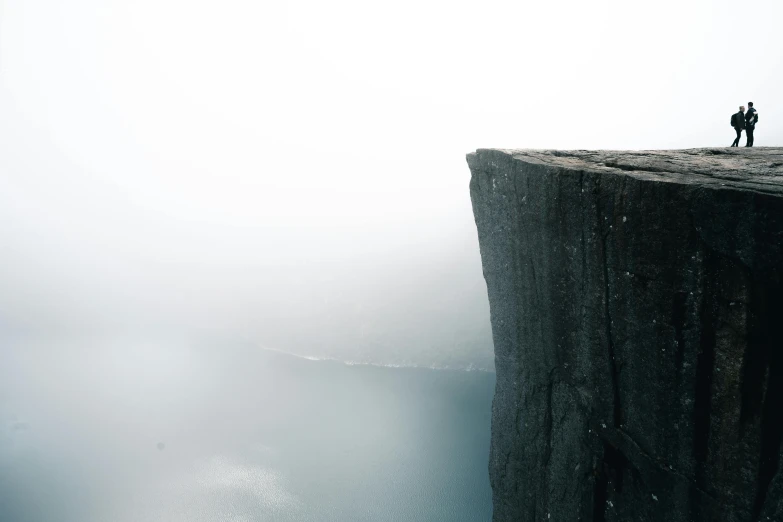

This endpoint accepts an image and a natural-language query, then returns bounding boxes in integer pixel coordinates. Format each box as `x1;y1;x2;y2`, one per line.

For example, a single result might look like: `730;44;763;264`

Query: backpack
731;113;737;127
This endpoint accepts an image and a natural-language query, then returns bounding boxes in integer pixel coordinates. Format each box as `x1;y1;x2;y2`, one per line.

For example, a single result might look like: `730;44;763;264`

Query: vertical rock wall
468;148;783;521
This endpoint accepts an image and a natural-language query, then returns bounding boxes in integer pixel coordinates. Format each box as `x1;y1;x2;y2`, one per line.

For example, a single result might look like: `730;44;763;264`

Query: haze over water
5;1;782;521
0;340;494;522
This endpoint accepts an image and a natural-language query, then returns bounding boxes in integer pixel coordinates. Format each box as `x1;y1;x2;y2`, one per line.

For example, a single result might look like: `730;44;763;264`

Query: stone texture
467;148;783;522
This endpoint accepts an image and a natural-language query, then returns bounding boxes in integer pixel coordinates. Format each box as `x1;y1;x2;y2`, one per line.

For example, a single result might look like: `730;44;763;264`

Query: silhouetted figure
745;101;758;147
731;105;746;147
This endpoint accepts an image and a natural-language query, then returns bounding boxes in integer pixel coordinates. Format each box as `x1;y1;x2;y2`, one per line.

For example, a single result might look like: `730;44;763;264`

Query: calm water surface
0;343;494;521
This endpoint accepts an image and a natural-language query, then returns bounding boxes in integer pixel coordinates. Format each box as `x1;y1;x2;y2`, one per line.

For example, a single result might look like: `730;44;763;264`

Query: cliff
468;148;783;521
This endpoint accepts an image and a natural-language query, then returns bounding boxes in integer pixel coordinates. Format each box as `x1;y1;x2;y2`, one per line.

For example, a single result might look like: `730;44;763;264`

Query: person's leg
746;126;754;147
732;128;741;146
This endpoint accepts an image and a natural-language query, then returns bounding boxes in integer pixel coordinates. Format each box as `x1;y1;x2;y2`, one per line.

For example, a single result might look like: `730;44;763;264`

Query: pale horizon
2;0;782;366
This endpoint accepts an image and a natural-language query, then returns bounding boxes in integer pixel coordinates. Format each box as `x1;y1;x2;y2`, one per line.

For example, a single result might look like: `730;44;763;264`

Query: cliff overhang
468;148;783;521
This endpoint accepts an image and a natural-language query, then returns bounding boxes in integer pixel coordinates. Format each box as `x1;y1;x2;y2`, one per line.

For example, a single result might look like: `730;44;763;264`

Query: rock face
468;148;783;522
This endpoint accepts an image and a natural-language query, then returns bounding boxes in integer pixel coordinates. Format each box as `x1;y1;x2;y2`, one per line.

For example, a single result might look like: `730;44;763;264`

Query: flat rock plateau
468;148;783;521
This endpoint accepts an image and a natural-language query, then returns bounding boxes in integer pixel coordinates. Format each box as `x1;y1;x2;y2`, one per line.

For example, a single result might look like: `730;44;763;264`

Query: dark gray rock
467;148;783;522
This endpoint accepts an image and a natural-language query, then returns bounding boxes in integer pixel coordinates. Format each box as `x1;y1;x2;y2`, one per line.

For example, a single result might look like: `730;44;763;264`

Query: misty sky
1;0;782;367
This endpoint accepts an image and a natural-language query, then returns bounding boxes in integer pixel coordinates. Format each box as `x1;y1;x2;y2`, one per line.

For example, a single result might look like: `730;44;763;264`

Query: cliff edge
468;148;783;521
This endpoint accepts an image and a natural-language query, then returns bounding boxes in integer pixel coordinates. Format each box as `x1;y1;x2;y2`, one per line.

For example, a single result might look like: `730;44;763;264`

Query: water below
0;343;495;521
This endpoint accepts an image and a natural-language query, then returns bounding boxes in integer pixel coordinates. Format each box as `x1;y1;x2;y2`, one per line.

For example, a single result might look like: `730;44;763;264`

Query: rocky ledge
468;148;783;521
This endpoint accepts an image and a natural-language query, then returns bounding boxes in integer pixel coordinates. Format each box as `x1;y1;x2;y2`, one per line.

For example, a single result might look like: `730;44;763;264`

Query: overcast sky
1;0;781;365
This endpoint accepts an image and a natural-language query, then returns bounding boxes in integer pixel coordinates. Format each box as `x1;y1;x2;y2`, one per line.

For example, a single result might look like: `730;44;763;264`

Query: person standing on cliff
731;105;746;147
745;102;758;147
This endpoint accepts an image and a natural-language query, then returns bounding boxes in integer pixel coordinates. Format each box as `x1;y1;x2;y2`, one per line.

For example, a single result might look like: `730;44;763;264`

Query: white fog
2;0;783;520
